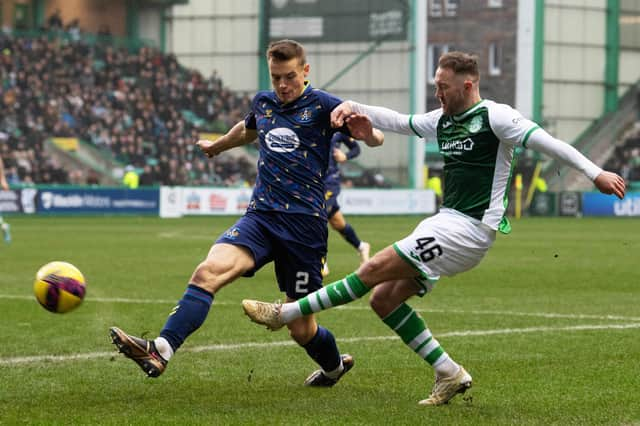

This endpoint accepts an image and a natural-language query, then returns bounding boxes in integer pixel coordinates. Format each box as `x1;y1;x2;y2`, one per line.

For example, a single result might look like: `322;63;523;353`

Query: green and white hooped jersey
410;100;539;232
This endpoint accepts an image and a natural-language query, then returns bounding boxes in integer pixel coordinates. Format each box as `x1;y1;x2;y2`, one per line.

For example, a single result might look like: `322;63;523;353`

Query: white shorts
394;208;496;294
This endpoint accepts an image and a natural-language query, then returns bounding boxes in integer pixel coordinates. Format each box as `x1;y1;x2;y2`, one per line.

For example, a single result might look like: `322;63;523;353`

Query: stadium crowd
603;122;640;184
0;29;256;187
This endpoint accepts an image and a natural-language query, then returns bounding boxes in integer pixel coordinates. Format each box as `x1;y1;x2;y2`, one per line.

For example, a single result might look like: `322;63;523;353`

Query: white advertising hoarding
160;187;436;217
337;189;435;215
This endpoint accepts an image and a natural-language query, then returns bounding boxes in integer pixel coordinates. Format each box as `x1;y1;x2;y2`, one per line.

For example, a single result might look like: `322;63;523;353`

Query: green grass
1;215;639;425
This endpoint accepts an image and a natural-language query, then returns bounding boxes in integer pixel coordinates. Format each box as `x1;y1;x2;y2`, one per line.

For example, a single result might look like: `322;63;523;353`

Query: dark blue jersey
245;82;343;219
324;132;361;193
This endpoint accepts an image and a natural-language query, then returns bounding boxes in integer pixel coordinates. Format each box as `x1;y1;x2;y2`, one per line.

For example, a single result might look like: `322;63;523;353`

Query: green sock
383;303;446;365
298;273;370;316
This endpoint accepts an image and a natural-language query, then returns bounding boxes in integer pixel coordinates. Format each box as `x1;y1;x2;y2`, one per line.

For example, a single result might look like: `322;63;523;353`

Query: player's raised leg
242;245;409;328
110;242;254;377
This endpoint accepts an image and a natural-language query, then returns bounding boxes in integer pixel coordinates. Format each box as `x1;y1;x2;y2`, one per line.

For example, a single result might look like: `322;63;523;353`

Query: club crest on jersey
299;108;312;122
467;115;483;133
224;227;240;239
266;128;301;152
265;109;273;118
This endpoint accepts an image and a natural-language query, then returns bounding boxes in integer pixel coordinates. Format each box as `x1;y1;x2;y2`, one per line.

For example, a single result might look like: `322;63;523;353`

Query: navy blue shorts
216;210;328;299
324;186;341;219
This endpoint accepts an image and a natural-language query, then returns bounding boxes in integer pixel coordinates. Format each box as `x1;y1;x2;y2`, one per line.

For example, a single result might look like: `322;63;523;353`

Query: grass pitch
0;215;639;425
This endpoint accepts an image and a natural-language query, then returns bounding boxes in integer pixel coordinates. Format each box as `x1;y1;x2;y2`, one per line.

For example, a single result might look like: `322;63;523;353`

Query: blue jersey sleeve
314;88;343;113
309;86;357;140
244;92;265;130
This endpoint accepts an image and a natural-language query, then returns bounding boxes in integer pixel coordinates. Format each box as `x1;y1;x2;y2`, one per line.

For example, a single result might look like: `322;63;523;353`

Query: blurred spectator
47;9;63;31
138;164;157;186
66;19;81;42
427;169;443;206
122;165;139;188
603;122;640;183
86;170;100;186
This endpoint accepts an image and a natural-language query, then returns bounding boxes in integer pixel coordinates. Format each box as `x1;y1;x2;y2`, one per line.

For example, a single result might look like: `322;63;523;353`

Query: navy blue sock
339;223;361;249
302;326;341;372
159;284;214;352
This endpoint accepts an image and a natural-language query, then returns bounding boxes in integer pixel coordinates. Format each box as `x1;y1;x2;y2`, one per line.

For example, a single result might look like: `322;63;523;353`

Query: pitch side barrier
2;186;637;217
528;191;640;217
0;186;160;215
159;187;438;218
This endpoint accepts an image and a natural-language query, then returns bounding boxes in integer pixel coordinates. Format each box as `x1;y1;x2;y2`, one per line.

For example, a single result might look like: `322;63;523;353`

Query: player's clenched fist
330;101;354;128
196;139;218;158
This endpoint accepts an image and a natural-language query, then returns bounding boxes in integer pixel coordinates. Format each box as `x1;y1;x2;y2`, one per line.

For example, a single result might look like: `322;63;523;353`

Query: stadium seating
0;30;255;187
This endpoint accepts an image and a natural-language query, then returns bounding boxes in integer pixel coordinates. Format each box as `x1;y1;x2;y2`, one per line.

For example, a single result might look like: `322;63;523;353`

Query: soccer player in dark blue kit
322;133;370;277
109;39;384;386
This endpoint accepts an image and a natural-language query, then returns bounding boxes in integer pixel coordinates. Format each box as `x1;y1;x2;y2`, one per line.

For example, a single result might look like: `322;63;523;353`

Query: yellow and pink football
33;261;86;313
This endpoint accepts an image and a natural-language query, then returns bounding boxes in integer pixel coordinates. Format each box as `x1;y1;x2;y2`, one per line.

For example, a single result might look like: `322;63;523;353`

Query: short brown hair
267;39;306;65
438;51;479;79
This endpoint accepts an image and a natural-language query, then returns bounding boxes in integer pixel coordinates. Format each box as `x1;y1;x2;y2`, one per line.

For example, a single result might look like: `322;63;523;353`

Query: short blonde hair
438;51;479;79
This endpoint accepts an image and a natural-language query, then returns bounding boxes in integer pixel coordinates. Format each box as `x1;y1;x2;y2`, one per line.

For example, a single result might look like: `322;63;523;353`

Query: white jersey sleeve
488;101;601;181
349;101;442;139
487;101;540;147
526;128;602;181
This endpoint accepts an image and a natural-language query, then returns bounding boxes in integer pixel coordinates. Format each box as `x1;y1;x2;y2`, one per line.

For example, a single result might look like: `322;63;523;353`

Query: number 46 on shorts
415;237;442;262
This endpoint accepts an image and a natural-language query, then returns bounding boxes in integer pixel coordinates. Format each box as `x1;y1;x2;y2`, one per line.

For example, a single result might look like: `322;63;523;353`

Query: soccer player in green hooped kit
242;51;627;406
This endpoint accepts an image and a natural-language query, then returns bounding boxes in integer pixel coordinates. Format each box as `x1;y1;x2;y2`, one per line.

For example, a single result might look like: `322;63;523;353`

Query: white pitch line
438;308;640;323
0;294;178;305
3;293;640;322
1;322;639;367
157;232;214;241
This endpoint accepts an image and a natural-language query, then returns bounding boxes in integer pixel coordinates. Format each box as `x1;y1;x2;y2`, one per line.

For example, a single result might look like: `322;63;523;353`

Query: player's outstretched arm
526;128;625;199
197;120;258;158
594;171;626;199
335;100;416;136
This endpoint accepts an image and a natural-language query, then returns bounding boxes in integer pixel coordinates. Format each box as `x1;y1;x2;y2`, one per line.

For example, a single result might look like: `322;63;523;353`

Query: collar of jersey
451;99;485;121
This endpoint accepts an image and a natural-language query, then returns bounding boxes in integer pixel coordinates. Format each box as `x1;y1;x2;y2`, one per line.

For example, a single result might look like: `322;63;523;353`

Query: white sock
280;302;303;323
323;358;344;379
154;337;174;361
432;354;460;378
